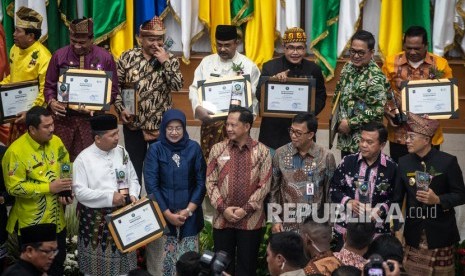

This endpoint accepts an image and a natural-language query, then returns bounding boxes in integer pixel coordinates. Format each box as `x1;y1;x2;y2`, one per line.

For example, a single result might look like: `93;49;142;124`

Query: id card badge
306;183;314;195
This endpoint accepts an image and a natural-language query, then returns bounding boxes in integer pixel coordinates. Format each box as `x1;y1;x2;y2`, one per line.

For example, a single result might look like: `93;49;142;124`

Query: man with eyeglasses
3;223;58;276
393;112;465;276
270;113;335;233
382;26;452;163
189;25;260;159
330;122;397;251
257;27;326;151
332;30;388;158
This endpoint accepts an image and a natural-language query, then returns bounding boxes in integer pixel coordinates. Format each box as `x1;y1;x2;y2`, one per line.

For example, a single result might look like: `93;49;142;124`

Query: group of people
0;5;463;276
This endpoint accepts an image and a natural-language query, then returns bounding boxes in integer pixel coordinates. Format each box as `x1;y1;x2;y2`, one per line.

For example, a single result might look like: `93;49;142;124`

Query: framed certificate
197;75;252;118
400;78;459;119
260;77;316;118
121;83;138;115
0;80;39;123
106;196;167;253
59;68;112;111
329;92;341;149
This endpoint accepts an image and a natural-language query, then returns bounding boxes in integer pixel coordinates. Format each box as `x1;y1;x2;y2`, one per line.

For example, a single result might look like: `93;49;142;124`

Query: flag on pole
231;0;254;26
82;0;126;44
110;0;133;59
276;0;301;38
378;0;402;60
46;0;77;53
337;0;366;57
198;0;231;52
432;0;455;56
362;0;381;55
402;0;431;51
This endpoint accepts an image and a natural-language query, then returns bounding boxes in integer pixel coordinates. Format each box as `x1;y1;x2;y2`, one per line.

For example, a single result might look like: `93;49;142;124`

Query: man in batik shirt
45;18;119;161
114;16;183;182
0;7;51;143
332;30;388;158
270;113;335;232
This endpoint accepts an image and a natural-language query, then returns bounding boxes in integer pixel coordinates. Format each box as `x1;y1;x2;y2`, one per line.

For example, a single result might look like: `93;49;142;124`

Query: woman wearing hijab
144;109;206;276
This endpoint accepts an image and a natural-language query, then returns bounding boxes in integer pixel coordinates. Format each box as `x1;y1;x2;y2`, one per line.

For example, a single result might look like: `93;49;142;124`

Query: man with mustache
44;18;119;161
189;25;260;159
382;26;452;163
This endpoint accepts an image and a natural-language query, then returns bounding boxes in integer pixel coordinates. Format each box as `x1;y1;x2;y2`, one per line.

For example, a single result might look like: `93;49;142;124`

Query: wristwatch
186;207;193;217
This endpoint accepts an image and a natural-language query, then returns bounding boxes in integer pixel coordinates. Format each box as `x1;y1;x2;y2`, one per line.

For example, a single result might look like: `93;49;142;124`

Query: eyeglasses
285;45;306;52
288;127;310;137
349;49;367;57
37;248;59;257
166;126;183;133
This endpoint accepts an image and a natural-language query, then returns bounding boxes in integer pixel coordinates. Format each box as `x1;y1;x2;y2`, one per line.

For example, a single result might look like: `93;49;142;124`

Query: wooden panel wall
171;54;465;133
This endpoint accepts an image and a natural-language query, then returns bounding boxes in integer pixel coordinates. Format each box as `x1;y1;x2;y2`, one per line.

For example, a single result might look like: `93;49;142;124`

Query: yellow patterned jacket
0;41;51;107
2;133;69;234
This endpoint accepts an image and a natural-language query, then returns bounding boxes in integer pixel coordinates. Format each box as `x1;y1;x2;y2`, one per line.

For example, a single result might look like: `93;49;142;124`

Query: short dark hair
292;112;318;134
228;106;253;126
176;251;201;276
268;232;308;269
26;106;51;129
351;30;375;50
364;234;404;263
20;242;42;253
91;130;109;139
361;122;388;144
331;265;362;276
403;26;428;45
345;222;375;250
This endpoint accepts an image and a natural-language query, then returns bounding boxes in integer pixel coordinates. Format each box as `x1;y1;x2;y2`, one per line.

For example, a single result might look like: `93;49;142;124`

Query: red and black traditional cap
406;112;439;137
140;16;166;36
69;18;94;37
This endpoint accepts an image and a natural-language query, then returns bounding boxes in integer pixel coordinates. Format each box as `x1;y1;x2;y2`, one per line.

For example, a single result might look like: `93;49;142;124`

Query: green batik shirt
332;60;388;153
2;133;70;234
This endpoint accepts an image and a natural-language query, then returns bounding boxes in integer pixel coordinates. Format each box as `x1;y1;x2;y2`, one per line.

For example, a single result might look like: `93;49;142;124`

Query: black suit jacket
393;148;465;249
256;56;326;149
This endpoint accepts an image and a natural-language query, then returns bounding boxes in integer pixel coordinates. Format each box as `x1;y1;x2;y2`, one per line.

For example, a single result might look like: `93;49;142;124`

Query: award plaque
59;68;112;111
121;83;138;115
260;77;316;118
106;196;167;253
197;75;252;117
400;78;459;119
0;80;39;123
329;92;341;149
415;171;431;192
58;162;72;197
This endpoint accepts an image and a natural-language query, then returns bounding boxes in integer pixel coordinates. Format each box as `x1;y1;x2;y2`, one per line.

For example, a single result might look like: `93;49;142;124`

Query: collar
357;152;387;167
17;41;40;55
25;132;47;151
227;136;254;151
90;143;114;156
413;147;436;162
290;142;318;158
396;51;434;66
311;250;335;262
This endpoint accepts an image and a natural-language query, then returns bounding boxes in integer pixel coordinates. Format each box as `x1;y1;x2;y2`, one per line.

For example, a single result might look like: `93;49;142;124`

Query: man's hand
153;44;169;64
49;178;73;194
338;119;351;134
164;211;186;227
195;106;214;122
223;206;240;223
14;111;27;124
273;69;290;83
234;208;247;220
119;109;133;124
384;106;400;127
271;223;284;233
347;199;365;216
76;104;94;116
416;188;440;205
112;192;126;206
48;99;67;117
383;260;401;276
130;195;137;203
58;195;74;205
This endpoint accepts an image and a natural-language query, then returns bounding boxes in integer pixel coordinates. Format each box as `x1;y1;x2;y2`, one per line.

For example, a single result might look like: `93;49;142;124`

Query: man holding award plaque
189;25;260;159
45;18;119;161
0;7;51;143
114;16;183;183
393;112;465;275
73;114;140;275
2;106;73;276
382;26;453;163
330;122;397;251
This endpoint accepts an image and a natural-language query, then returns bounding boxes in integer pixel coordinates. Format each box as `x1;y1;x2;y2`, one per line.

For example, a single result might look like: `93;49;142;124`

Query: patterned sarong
200;120;227;160
77;203;137;275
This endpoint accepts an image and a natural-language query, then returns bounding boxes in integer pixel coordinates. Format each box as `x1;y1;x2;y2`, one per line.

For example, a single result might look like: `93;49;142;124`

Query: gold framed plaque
260;77;316;118
0;80;39;123
197;75;253;118
58;68;112;111
106;197;167;253
400;78;459;119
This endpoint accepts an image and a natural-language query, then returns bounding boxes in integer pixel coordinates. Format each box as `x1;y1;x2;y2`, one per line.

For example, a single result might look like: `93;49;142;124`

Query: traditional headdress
406;112;439;137
15;6;42;30
282;27;307;43
140;16;166;36
69;18;94;37
215;25;237;41
90;114;118;131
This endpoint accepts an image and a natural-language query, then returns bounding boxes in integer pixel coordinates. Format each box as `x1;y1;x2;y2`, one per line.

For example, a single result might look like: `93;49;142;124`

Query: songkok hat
69;18;94;37
283;27;307;43
406;112;439;137
20;223;57;244
215;25;237;41
15;6;43;30
140;16;166;36
90;114;118;131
